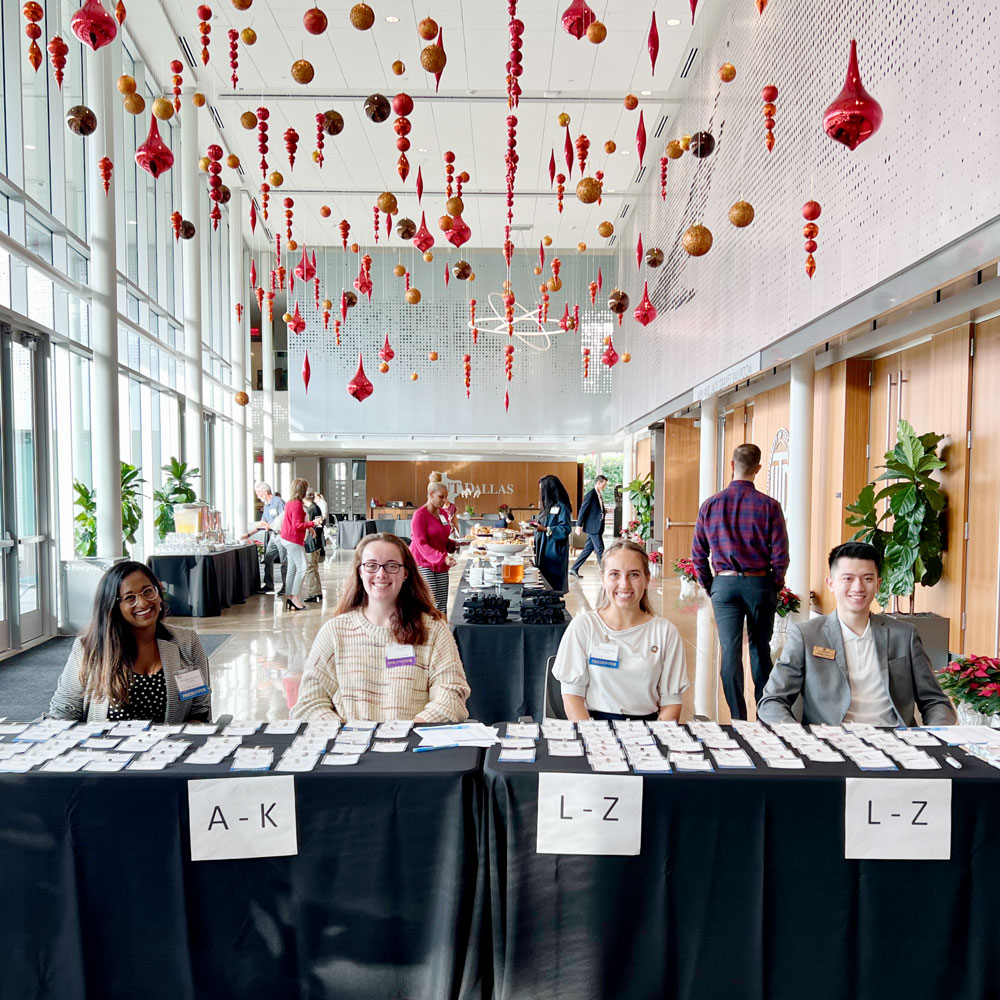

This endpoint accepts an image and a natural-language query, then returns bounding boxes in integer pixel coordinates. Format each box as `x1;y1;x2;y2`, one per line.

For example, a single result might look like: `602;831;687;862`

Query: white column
699;393;719;503
261;251;275;487
229;192;248;535
84;46;121;558
621;433;634;524
787;353;815;615
695;393;720;718
180;88;204;498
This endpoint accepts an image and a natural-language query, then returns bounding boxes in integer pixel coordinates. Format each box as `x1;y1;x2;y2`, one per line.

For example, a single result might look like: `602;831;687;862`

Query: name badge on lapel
589;642;620;669
386;643;416;669
176;668;210;700
812;645;837;660
550;506;560;515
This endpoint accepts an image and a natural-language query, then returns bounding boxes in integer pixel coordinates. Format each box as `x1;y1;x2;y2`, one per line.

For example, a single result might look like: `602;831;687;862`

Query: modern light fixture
24;144;36;150
472;292;565;351
640;90;652;96
666;18;681;25
620;149;630;154
385;15;399;22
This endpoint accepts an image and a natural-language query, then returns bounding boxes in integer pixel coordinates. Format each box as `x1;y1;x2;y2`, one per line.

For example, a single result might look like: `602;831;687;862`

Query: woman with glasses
292;534;470;722
48;561;212;724
411;481;469;612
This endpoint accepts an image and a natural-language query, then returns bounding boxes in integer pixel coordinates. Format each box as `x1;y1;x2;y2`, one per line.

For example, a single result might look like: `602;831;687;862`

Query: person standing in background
301;489;324;604
313;492;329;559
254;482;287;595
570;474;608;579
532;475;573;592
280;479;323;612
412;481;468;611
691;443;789;720
428;471;459;534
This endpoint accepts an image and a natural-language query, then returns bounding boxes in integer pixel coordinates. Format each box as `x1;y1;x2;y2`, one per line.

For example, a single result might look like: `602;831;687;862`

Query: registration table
449;569;569;724
484;726;1000;1000
148;543;260;617
0;729;484;1000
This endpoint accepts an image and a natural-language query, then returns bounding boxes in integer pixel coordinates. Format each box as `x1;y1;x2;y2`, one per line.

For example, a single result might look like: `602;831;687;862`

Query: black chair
542;655;567;720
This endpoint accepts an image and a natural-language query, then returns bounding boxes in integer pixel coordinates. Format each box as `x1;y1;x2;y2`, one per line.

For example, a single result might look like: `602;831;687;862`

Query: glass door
1;326;51;648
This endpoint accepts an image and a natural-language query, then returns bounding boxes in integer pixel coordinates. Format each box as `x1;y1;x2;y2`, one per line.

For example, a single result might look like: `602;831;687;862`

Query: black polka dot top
107;670;167;724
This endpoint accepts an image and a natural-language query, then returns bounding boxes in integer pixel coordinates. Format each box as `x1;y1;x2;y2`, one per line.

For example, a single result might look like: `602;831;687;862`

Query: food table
449;559;569;724
148;543;260;618
0;728;485;1000
484;725;1000;1000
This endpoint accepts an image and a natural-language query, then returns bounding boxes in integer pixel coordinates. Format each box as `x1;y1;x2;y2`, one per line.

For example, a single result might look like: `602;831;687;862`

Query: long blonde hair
596;540;656;615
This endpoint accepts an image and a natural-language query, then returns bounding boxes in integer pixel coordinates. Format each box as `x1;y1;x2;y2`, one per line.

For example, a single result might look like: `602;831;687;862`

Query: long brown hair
596;540;656;616
331;533;442;645
79;561;168;706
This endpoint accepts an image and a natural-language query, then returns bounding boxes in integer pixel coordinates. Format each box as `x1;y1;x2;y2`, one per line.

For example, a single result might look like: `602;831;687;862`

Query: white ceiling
129;0;708;253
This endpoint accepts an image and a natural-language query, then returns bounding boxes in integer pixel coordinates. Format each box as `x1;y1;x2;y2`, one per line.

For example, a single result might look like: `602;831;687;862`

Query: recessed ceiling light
620;149;630;155
385;15;399;22
24;144;35;150
640;90;652;96
666;18;681;26
417;147;428;152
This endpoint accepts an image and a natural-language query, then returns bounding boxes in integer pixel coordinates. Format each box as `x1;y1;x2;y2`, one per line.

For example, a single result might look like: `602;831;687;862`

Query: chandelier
469;292;565;351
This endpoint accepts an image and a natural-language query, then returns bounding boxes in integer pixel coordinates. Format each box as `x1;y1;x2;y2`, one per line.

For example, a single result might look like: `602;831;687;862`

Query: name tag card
588;642;620;670
536;772;642;856
385;644;416;669
176;668;209;701
188;775;298;861
844;778;951;860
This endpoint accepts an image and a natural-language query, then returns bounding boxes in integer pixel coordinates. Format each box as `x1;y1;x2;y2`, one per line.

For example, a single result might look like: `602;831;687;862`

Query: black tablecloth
484;734;1000;1000
148;545;260;617
336;519;374;548
0;733;484;1000
449;572;569;724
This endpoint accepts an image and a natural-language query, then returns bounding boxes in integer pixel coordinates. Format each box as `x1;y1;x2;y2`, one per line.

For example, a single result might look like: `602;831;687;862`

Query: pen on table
412;743;460;752
943;755;962;769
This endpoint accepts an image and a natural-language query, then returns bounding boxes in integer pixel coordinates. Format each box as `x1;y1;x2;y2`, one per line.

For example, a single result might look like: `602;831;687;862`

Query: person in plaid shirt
692;443;789;719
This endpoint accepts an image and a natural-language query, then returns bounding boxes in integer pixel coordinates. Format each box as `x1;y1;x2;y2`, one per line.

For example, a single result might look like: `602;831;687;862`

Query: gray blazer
48;625;212;724
757;612;956;727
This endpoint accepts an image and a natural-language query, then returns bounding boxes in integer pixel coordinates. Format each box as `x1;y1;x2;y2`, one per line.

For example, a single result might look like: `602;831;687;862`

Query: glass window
122;53;139;283
60;23;86;236
21;30;51;210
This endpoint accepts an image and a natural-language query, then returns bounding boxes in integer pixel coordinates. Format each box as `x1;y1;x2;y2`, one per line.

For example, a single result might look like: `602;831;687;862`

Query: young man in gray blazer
757;541;956;727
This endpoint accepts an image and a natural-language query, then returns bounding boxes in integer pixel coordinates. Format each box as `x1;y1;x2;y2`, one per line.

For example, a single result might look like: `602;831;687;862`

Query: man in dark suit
570;475;608;578
757;541;956;726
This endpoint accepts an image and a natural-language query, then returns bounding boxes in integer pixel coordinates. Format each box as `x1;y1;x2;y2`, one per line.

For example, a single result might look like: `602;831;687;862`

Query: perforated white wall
285;247;616;438
614;0;1000;428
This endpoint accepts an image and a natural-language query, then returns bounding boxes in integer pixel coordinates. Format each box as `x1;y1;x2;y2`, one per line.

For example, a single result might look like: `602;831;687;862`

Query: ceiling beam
213;90;680;106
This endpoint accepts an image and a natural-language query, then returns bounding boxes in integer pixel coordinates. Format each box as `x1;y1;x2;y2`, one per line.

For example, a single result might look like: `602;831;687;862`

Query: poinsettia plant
673;557;696;581
936;655;1000;714
776;587;801;618
647;550;662;566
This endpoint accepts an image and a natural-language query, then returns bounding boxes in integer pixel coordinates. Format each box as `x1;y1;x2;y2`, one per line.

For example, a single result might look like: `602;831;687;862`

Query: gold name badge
812;645;837;660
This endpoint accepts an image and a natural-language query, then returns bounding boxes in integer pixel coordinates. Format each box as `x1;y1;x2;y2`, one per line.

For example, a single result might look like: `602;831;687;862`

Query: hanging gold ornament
291;59;314;84
376;191;398;214
405;287;422;304
682;224;713;256
665;140;684;159
240;27;256;44
576;176;601;204
728;201;755;227
240;111;257;129
598;221;614;238
350;3;374;29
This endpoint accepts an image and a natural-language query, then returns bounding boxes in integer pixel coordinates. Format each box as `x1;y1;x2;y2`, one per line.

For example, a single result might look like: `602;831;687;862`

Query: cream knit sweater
292;609;471;723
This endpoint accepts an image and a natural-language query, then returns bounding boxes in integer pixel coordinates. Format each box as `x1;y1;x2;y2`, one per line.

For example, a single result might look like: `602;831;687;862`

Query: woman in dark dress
531;475;573;592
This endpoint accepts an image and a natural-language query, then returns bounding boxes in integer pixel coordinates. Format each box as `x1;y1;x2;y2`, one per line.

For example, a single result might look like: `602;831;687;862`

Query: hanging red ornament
301;350;311;393
314;113;325;168
823;40;883;151
575;133;590;176
170;210;182;241
470;298;478;345
283;195;294;242
284;126;299;170
801;201;821;278
275;234;282;272
254;286;264;313
196;4;211;65
555;173;566;213
250;259;257;290
648;11;659;74
761;84;778;152
446;214;471;249
504;343;514;383
135;117;174;178
98;156;113;194
659;154;669;200
574;304;580;332
378;333;395;364
333;319;341;345
347;353;374;402
559;303;571;332
397;152;410;182
463;352;471;398
634;281;657;326
560;0;595;39
249;198;257;234
113;0;125;24
756;0;767;11
372;205;380;244
266;291;275;323
548;150;556;187
294;243;315;282
339;219;350;250
234;302;243;324
288;301;306;334
589;280;597;305
70;0;118;51
636;233;643;271
256;106;269;180
227;29;239;89
412;211;435;252
23;2;44;74
259;182;269;222
47;36;69;89
340;289;348;323
597;267;603;292
689;0;698;24
563;125;574;178
582;347;590;379
602;337;620;367
289;270;295;296
636;110;646;165
170;59;183;114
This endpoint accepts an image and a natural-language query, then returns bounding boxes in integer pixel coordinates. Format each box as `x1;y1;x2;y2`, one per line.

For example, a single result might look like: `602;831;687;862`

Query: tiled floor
176;543;757;724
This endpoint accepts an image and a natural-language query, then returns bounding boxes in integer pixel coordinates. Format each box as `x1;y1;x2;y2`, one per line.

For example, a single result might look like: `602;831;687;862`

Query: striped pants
418;567;450;613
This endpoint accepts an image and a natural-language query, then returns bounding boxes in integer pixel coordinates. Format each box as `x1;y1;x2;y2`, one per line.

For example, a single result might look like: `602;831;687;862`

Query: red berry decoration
256;106;269;180
170;59;183;113
761;84;778;152
23;2;44;74
314;113;325;168
284;126;299;170
196;5;211;65
801;201;821;278
228;28;238;89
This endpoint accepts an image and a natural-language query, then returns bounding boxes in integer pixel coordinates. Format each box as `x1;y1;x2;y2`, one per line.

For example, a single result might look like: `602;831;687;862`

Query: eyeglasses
360;560;404;575
118;585;160;608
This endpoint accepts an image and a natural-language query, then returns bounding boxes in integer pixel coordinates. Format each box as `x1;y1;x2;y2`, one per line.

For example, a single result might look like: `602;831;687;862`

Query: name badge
812;645;837;660
386;643;416;669
439;513;449;525
550;506;560;515
589;642;620;669
176;668;210;701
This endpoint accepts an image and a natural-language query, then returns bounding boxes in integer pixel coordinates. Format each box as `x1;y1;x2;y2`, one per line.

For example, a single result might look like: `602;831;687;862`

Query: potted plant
73;481;97;557
153;458;200;541
647;549;662;578
624;473;654;543
73;461;147;557
936;655;1000;727
845;419;949;669
769;587;802;657
120;462;146;557
673;556;697;596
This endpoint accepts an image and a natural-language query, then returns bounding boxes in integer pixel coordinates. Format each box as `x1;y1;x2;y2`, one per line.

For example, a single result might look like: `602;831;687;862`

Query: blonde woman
412;481;468;611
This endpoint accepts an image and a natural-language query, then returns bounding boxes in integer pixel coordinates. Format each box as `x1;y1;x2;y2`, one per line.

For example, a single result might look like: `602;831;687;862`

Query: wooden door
661;418;700;566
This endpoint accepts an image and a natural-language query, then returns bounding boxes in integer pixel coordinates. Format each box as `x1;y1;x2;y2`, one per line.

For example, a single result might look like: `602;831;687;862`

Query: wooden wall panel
965;317;1000;655
749;385;790;496
366;460;581;513
661;417;700;566
722;404;748;476
635;436;651;479
869;324;973;650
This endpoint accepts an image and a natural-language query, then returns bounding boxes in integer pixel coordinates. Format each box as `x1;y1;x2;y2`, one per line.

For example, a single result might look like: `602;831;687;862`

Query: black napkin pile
462;593;510;624
519;589;567;624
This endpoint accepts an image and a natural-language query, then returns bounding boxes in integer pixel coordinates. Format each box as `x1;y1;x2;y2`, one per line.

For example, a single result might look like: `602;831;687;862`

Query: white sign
536;772;642;856
692;352;762;401
188;775;298;861
844;778;951;860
